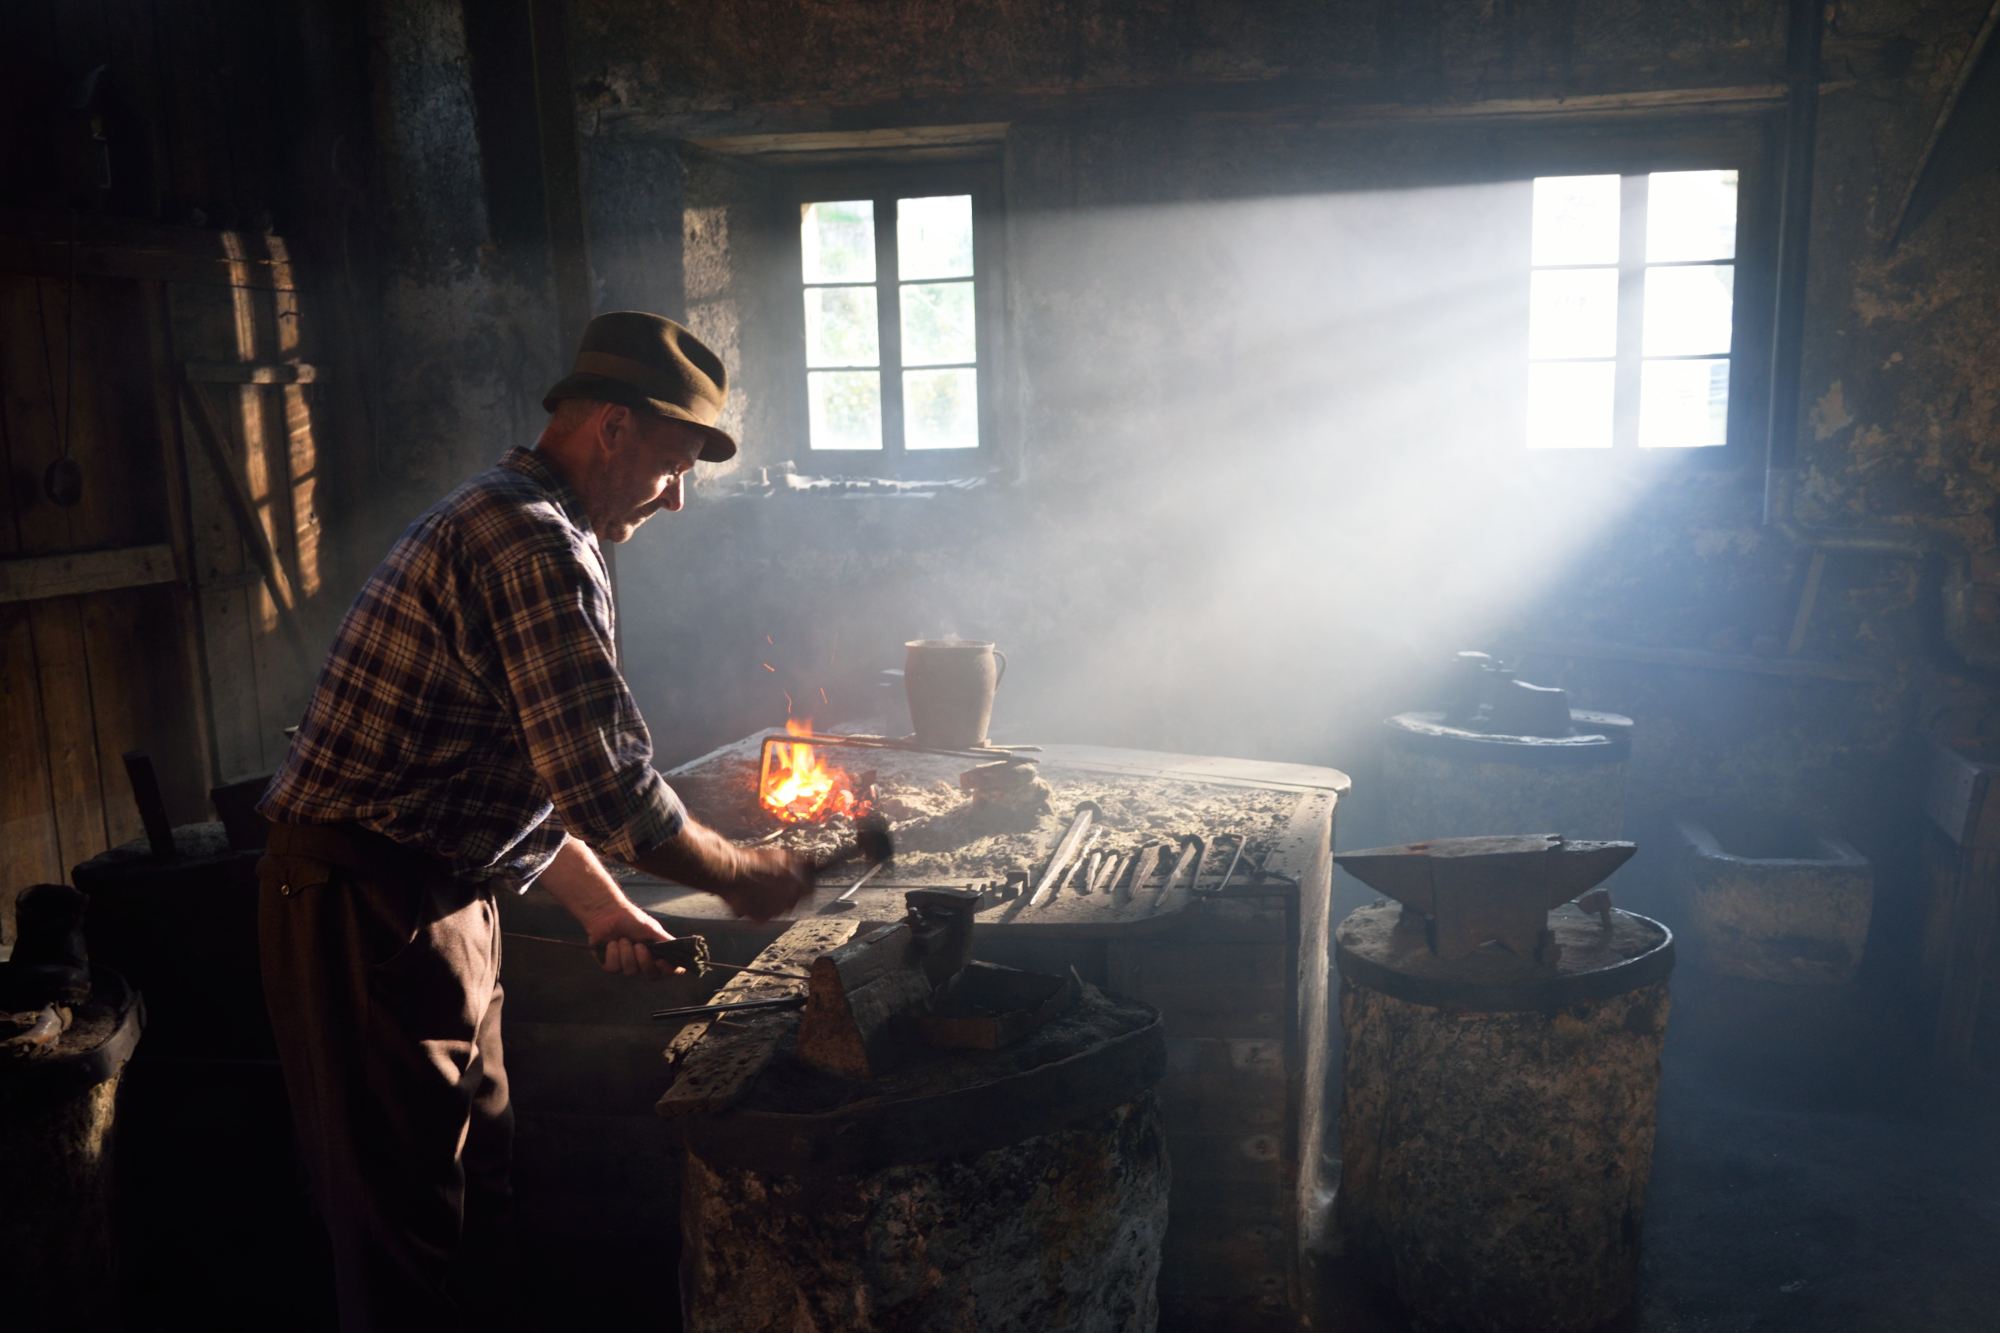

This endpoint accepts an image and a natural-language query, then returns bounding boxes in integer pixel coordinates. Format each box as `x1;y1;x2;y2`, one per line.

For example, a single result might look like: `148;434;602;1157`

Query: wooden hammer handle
121;750;176;859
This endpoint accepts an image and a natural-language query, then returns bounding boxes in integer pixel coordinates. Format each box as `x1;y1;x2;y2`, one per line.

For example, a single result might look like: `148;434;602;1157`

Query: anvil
1334;834;1636;960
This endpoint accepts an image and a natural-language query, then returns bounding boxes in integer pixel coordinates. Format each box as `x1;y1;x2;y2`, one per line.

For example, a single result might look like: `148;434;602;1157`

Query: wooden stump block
1334;902;1674;1333
0;969;143;1332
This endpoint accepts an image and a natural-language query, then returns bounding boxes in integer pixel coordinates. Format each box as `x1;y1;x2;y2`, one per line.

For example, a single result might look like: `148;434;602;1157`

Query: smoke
616;179;1656;774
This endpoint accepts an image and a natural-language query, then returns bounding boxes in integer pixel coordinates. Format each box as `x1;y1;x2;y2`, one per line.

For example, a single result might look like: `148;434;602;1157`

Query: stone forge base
1336;907;1671;1333
681;1093;1170;1333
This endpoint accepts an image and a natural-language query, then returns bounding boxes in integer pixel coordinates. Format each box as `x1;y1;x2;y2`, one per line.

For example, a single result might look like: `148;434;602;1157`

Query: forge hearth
592;732;1350;1331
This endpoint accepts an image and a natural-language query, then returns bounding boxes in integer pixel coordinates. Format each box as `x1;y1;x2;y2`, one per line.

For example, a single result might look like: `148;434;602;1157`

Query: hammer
814;812;893;875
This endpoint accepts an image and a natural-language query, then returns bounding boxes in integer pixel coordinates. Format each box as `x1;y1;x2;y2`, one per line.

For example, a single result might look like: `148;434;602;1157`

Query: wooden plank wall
0;222;334;944
0;267;207;929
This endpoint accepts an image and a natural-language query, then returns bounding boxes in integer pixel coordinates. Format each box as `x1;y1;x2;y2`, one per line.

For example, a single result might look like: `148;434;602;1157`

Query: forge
564;726;1351;1328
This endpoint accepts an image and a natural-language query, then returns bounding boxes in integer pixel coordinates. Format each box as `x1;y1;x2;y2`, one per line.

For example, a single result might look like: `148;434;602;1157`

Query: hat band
572;351;720;426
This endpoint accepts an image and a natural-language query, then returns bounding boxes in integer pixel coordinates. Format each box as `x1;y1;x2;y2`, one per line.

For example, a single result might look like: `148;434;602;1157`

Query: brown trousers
258;823;512;1333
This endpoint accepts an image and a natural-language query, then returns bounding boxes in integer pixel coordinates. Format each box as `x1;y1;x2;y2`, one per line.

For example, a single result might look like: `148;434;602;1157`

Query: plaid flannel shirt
259;447;686;890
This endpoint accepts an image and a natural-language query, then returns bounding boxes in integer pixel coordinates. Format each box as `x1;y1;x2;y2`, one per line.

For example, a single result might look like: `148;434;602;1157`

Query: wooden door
1;210;330;944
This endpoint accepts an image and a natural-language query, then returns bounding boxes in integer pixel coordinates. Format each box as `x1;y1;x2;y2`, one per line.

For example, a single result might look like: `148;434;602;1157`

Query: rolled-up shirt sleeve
479;547;685;862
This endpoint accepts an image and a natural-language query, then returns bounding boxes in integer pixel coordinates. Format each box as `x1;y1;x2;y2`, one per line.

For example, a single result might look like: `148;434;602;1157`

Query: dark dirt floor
1312;965;2000;1333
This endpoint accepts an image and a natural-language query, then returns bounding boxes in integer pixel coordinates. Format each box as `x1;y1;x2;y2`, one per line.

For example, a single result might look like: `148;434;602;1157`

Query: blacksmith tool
1205;834;1249;894
815;812;894;874
500;932;807;980
819;859;886;914
1028;802;1100;907
1334;833;1636;959
652;994;806;1021
1057;829;1103;898
1151;836;1202;908
976;872;1027;911
759;732;1042;785
1119;843;1163;902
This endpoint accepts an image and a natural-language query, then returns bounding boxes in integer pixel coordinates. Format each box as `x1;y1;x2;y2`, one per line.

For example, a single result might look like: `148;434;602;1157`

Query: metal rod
651;994;805;1021
500;932;807;978
762;730;1041;766
1208;834;1249;895
1052;828;1101;901
1029;803;1098;908
1119;843;1162;903
1151;837;1201;908
819;859;886;914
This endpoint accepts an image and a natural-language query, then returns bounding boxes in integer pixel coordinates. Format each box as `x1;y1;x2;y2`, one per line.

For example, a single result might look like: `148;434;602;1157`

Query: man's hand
630;819;816;922
534;836;682;978
583;897;679;978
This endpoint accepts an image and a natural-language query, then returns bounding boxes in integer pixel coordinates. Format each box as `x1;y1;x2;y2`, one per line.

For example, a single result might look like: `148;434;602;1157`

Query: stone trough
1673;811;1872;985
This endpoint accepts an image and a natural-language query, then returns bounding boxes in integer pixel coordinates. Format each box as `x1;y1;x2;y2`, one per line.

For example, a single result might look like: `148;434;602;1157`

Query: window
801;195;979;452
786;164;1000;473
1527;170;1738;450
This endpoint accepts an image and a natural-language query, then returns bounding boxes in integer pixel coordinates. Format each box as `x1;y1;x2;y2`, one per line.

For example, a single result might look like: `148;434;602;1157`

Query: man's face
588;408;707;543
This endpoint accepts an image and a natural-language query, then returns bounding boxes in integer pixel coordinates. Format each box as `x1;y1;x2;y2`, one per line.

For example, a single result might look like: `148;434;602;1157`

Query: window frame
1504;130;1776;473
777;161;1006;478
1527;170;1742;454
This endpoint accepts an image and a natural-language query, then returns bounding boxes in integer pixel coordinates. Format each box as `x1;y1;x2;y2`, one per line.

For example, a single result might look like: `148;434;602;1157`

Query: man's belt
264;821;447;888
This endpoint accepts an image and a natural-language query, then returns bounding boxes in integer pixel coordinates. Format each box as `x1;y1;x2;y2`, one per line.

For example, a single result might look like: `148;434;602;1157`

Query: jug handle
992;649;1007;686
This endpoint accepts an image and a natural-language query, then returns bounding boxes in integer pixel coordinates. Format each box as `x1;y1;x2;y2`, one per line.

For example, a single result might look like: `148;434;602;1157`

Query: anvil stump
1334;901;1675;1333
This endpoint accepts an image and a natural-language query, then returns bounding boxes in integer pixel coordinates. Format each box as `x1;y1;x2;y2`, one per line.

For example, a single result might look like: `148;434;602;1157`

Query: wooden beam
0;545;178;605
689;123;1011;155
1889;0;2000;247
176;379;314;672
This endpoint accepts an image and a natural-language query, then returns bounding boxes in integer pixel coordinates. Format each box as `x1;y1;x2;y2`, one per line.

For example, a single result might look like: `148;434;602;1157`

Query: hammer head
852;812;894;866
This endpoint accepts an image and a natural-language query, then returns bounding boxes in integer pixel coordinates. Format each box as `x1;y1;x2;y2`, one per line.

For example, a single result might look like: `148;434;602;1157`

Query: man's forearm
627;818;747;892
536;835;641;931
626;819;815;923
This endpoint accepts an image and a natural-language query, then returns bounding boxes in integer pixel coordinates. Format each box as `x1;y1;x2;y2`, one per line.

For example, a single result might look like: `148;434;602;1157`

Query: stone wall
339;0;1997;972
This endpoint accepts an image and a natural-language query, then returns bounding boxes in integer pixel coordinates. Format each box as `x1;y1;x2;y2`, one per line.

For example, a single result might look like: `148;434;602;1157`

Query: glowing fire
760;719;865;823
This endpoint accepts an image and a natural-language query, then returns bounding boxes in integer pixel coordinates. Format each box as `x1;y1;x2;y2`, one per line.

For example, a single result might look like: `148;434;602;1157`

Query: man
256;311;812;1330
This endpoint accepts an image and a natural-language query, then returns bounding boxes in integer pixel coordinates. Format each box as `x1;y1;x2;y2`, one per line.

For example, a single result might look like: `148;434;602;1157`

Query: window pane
897;195;973;280
1643;264;1734;356
804;286;880;367
1646;170;1738;263
802;201;875;284
1526;361;1616;450
1529;268;1619;359
900;281;976;366
807;370;882;450
1640;359;1730;448
903;368;979;450
1531;175;1621;266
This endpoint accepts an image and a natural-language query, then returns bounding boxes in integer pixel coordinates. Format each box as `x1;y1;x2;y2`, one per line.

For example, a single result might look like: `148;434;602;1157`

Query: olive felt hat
542;311;738;462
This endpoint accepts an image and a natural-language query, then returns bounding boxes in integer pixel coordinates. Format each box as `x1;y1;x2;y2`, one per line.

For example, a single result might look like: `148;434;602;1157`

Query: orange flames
760;719;865;823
